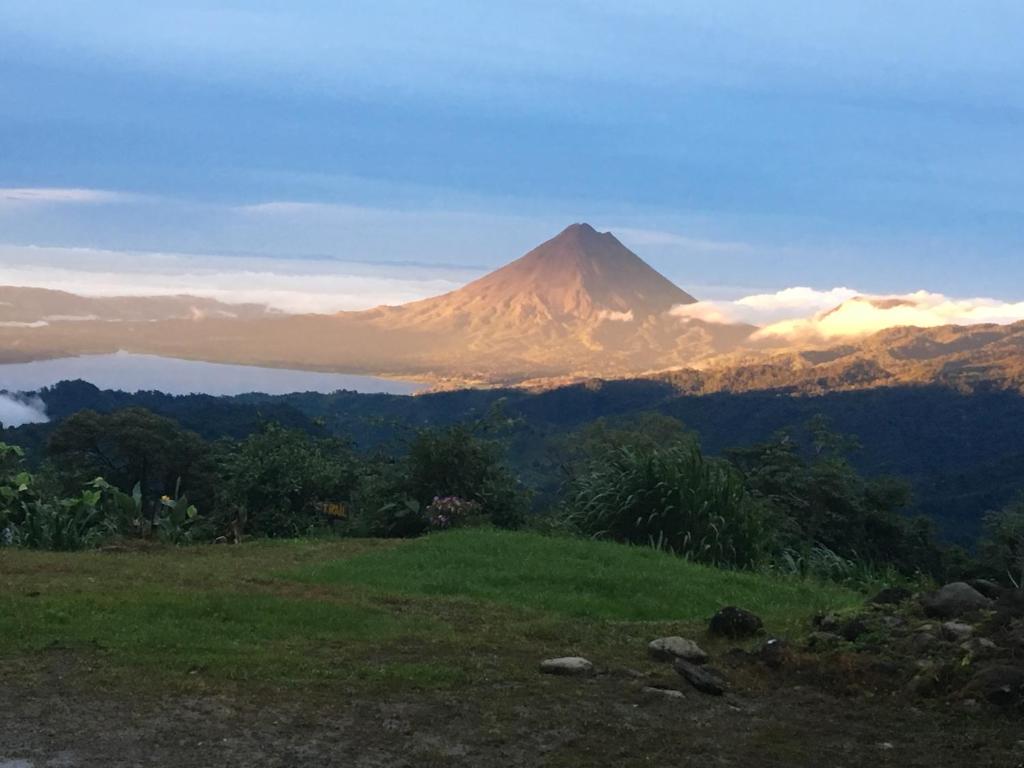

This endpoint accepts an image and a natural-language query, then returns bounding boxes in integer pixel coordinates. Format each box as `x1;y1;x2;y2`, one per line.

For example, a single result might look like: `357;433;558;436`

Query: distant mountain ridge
0;286;276;326
0;224;752;379
1;224;1023;395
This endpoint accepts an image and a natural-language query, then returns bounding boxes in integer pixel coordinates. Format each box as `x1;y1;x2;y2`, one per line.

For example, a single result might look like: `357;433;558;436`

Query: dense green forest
2;378;1024;586
6;378;1024;545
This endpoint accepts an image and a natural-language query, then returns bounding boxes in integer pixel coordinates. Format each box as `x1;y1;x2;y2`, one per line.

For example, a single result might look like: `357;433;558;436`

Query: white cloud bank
0;394;48;427
673;287;1024;343
0;244;477;314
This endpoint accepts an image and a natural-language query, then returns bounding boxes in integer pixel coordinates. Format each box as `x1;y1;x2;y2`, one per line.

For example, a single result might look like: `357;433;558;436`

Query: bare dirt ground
2;657;1022;768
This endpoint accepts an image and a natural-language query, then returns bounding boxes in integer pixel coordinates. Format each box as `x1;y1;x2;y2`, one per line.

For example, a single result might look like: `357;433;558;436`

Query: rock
961;637;999;659
806;631;844;650
674;659;728;696
814;613;842;633
870;586;913;605
539;657;594;676
907;671;941;698
758;638;790;669
921;582;992;619
909;631;938;654
941;621;974;642
961;666;1024;711
879;615;907;631
968;578;1004;600
709;606;763;639
647;637;708;664
641;686;686;700
840;617;869;642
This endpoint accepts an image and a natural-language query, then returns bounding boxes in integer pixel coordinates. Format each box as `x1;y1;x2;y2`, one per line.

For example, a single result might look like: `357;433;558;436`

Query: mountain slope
0;224;752;381
0;286;276;325
367;223;695;328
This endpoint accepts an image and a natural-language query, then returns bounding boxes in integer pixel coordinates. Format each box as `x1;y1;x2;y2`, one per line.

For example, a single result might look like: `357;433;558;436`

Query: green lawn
0;529;860;693
298;529;859;625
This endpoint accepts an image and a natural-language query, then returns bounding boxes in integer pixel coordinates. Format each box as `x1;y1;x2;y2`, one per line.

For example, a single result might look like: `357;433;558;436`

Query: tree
47;408;216;521
726;418;946;575
980;498;1024;588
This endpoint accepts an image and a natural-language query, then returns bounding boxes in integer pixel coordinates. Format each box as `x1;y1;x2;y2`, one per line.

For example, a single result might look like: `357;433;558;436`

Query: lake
0;353;425;397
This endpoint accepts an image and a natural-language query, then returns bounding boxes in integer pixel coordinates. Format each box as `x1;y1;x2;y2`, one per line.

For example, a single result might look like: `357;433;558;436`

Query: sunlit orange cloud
672;288;1024;342
755;292;1024;342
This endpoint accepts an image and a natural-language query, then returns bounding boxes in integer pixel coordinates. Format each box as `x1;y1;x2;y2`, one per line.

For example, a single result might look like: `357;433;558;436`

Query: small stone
961;637;998;659
539;657;594;676
709;607;763;639
814;613;842;633
806;631;843;650
641;686;686;700
880;615;907;630
909;631;938;654
921;582;992;619
941;621;974;642
907;672;940;697
840;617;869;642
674;659;728;696
648;637;708;664
759;638;790;669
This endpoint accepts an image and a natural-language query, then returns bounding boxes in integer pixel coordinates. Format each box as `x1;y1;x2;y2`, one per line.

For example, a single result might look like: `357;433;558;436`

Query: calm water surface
0;353;424;396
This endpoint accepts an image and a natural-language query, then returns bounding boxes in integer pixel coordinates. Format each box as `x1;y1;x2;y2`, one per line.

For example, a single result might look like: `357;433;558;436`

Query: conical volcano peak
552;222;617;250
389;223;697;324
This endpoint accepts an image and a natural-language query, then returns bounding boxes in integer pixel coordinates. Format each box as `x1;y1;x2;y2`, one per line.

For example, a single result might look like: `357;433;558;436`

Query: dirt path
2;669;1021;768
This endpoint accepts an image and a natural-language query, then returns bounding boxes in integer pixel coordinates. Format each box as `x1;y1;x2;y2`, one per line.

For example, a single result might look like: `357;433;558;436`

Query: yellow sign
320;502;348;519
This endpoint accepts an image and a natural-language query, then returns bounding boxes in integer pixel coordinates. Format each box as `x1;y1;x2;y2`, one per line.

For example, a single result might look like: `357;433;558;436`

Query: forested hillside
6;378;1024;543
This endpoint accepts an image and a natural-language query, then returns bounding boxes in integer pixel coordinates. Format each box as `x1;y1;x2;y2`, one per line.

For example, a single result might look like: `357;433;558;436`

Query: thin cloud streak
0;187;139;205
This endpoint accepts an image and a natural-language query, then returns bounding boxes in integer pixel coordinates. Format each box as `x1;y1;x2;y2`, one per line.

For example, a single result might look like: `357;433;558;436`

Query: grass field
0;529;859;693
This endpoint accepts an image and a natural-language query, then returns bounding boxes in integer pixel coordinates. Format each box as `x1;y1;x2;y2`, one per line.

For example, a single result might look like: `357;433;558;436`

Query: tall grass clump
562;442;768;568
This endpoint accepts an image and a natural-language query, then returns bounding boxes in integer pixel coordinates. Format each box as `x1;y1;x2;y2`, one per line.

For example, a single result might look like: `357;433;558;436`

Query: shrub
406;425;528;530
562;441;768;568
218;425;359;539
979;499;1024;588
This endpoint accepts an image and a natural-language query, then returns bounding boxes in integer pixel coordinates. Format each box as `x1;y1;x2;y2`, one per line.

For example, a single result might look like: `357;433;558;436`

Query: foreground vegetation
5;401;1022;586
0;529;858;691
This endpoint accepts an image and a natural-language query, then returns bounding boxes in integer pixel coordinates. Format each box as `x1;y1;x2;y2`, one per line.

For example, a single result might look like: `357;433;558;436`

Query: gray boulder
709;606;763;638
674;659;728;696
941;620;974;642
967;578;1004;600
921;582;992;619
539;657;594;676
961;666;1024;711
647;637;708;664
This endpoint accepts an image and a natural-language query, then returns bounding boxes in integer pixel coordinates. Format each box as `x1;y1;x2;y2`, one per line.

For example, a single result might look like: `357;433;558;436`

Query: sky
2;1;1023;315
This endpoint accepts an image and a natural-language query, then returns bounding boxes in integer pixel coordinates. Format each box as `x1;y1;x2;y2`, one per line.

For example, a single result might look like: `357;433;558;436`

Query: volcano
0;224;756;384
372;223;697;328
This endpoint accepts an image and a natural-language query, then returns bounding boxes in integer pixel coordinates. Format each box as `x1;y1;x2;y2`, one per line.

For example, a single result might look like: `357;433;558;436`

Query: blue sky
1;1;1023;306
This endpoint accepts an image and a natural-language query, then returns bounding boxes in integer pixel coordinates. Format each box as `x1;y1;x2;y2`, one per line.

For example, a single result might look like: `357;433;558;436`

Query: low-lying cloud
0;244;478;314
755;291;1024;342
673;287;1024;343
0;394;48;428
